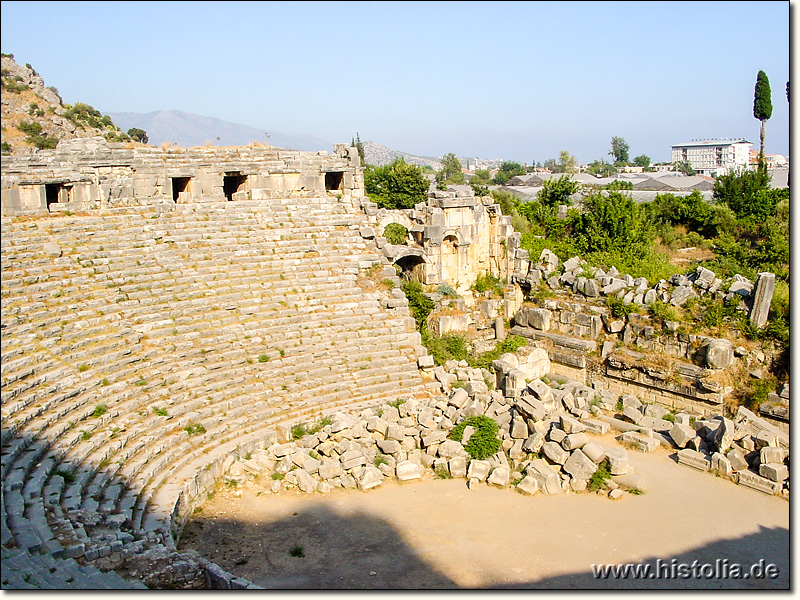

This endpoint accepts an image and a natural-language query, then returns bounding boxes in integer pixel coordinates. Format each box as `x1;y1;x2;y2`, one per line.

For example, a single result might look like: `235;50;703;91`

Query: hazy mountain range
107;110;481;169
106;110;334;152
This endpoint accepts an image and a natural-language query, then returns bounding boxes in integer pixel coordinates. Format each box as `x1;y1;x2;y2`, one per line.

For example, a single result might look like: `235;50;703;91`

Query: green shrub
467;334;527;370
1;141;11;155
383;222;408;245
374;454;389;468
605;296;638;319
91;404;107;418
153;406;168;416
271;472;284;481
434;464;453;479
449;416;502;460
471;272;504;297
185;423;206;435
258;354;270;363
17;120;42;136
400;279;434;333
588;460;612;492
422;333;469;366
291;423;308;440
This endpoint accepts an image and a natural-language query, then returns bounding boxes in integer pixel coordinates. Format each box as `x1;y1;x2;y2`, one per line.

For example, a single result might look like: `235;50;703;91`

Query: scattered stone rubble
510;248;774;332
217;345;788;503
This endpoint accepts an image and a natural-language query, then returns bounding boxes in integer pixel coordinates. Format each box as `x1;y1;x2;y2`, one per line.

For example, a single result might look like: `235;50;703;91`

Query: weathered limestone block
562;432;589;451
580;418;611;435
522;432;545;454
749;272;775;328
340;449;367;470
559;415;585;434
318;458;343;480
620;394;643;410
620;431;659;453
704;339;734;369
735;470;781;495
670;285;697;307
467;460;491;482
448;456;467;478
548;426;567;444
562;449;597;480
448;388;470;409
622;406;644;425
583;279;600;297
487;466;510;487
759;462;789;482
514;396;546;422
527;379;553;403
357;466;384;490
510;417;529;439
376;439;402;455
525;459;562;495
294;469;318;493
711;452;733;477
760;446;787;465
396;460;422;482
504;368;527;397
581;442;606;464
527;308;551;331
669;423;696;448
709;417;735;454
676;448;711;472
515;475;539;495
417;355;435;369
542;441;569;465
437;439;466;459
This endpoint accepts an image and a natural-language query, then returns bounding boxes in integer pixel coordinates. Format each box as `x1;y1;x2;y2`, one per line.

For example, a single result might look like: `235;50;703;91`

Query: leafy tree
673;160;696;176
605;179;633;191
364;158;429;209
435;152;465;185
574;190;653;258
492;161;525;185
469;168;492;186
632;154;651;169
127;128;148;144
753;70;773;163
559;151;577;174
609;136;630;165
712;167;772;220
538;175;579;207
586;159;617;177
543;158;559;173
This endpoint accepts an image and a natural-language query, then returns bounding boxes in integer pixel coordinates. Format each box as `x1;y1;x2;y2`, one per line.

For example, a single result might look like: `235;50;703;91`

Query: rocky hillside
1;54;136;155
363;141;443;169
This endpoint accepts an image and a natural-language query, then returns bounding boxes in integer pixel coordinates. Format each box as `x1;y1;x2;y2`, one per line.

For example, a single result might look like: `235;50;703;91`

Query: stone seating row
2;199;430;567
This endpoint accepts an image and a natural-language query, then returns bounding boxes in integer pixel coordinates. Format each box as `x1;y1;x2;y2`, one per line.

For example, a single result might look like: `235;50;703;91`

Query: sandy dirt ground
177;434;789;590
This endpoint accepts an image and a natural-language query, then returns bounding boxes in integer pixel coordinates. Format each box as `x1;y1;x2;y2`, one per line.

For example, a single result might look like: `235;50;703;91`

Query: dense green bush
449;416;502;460
383;222;408;245
573;191;654;259
471;272;505;297
365;158;429;209
538;175;579;206
423;333;469;365
400;279;434;333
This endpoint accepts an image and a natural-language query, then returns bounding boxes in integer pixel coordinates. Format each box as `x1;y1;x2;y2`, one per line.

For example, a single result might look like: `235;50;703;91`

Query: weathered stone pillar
494;317;505;341
749;272;775;328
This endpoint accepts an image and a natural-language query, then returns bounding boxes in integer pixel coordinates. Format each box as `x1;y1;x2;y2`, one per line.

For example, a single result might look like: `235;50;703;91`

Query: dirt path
178;435;789;589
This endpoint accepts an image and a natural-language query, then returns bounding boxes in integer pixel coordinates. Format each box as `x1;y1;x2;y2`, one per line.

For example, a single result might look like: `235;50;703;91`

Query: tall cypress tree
753;70;773;167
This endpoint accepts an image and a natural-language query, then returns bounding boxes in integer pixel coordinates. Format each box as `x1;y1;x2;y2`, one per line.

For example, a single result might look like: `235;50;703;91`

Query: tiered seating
1;195;437;585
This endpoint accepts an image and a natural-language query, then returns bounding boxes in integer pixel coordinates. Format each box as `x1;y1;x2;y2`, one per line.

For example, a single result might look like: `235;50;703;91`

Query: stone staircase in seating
1;194;438;585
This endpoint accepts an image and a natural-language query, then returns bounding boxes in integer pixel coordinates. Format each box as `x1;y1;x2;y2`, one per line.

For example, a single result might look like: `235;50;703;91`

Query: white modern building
671;138;752;176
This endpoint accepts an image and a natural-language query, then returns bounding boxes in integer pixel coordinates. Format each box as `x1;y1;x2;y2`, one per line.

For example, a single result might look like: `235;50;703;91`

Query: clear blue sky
1;1;791;164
